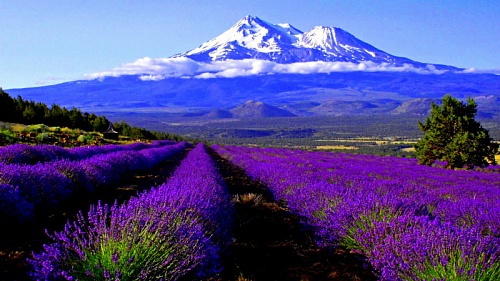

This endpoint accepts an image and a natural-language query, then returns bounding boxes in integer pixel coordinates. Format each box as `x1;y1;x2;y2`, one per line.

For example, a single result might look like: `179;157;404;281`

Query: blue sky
1;0;499;89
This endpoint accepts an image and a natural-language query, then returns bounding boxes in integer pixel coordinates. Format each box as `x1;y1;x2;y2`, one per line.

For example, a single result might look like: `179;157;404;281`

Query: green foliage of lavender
214;145;500;280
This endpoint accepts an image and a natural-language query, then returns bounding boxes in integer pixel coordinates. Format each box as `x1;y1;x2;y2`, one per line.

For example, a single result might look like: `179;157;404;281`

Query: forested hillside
0;88;183;142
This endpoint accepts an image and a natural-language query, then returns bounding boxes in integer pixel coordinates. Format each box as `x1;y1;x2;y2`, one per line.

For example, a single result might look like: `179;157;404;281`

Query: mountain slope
7;72;500;118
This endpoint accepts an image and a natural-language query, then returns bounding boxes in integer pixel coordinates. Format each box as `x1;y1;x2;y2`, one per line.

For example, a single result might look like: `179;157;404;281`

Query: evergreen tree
414;94;498;169
0;88;16;121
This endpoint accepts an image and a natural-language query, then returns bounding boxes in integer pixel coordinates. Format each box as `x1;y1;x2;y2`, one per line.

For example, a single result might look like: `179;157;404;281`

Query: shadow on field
210;149;377;281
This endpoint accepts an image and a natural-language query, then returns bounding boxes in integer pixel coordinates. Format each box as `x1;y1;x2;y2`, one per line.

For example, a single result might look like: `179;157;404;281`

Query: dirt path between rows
210;149;378;281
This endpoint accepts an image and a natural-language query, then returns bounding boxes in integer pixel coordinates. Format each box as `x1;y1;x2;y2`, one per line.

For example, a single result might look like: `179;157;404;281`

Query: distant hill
8;72;500;118
204;109;234;119
229;100;296;118
391;98;440;115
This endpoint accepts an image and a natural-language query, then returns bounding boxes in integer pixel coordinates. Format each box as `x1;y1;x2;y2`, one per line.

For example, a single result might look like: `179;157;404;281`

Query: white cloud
84;57;201;79
85;57;499;81
139;74;166;81
460;67;500;75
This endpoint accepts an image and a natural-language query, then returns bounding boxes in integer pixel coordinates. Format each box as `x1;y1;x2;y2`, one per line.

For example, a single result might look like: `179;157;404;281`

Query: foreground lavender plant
29;143;232;280
357;215;500;281
30;200;209;280
159;143;234;277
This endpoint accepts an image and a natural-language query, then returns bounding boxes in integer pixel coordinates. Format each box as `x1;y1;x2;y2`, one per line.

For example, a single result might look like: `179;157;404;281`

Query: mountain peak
234;15;269;30
242;14;257;20
299;26;341;50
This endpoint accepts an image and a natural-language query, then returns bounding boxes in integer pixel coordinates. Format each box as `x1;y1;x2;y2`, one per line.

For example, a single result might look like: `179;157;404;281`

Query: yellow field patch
400;147;416;152
316;139;375;143
10;124;27;132
315;139;418;145
496;154;500;163
316;145;359;150
392;141;418;144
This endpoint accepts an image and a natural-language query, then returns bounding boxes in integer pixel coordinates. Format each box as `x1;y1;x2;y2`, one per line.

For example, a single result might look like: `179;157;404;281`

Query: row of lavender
30;143;233;280
213;145;500;280
0;141;188;226
0;140;176;165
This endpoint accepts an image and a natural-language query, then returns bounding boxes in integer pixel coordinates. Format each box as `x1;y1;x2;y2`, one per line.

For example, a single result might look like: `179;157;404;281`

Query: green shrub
77;135;87;144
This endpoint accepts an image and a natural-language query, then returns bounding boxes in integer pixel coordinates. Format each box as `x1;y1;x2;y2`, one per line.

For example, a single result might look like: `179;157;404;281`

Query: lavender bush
355;215;500;280
0;162;74;210
0;140;175;165
0;143;70;164
30;200;209;280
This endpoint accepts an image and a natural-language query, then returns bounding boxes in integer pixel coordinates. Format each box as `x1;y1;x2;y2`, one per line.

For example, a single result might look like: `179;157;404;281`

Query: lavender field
214;145;500;280
1;142;499;280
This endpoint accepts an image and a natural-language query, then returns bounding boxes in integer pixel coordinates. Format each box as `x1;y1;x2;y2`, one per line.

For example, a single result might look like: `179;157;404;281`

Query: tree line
0;88;184;141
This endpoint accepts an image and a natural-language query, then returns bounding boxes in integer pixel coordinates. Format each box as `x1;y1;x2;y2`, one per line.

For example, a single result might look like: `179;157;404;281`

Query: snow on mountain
174;15;452;69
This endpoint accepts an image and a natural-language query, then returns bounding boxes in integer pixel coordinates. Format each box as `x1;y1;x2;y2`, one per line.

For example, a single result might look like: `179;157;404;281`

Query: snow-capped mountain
8;15;500;119
174;15;455;70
